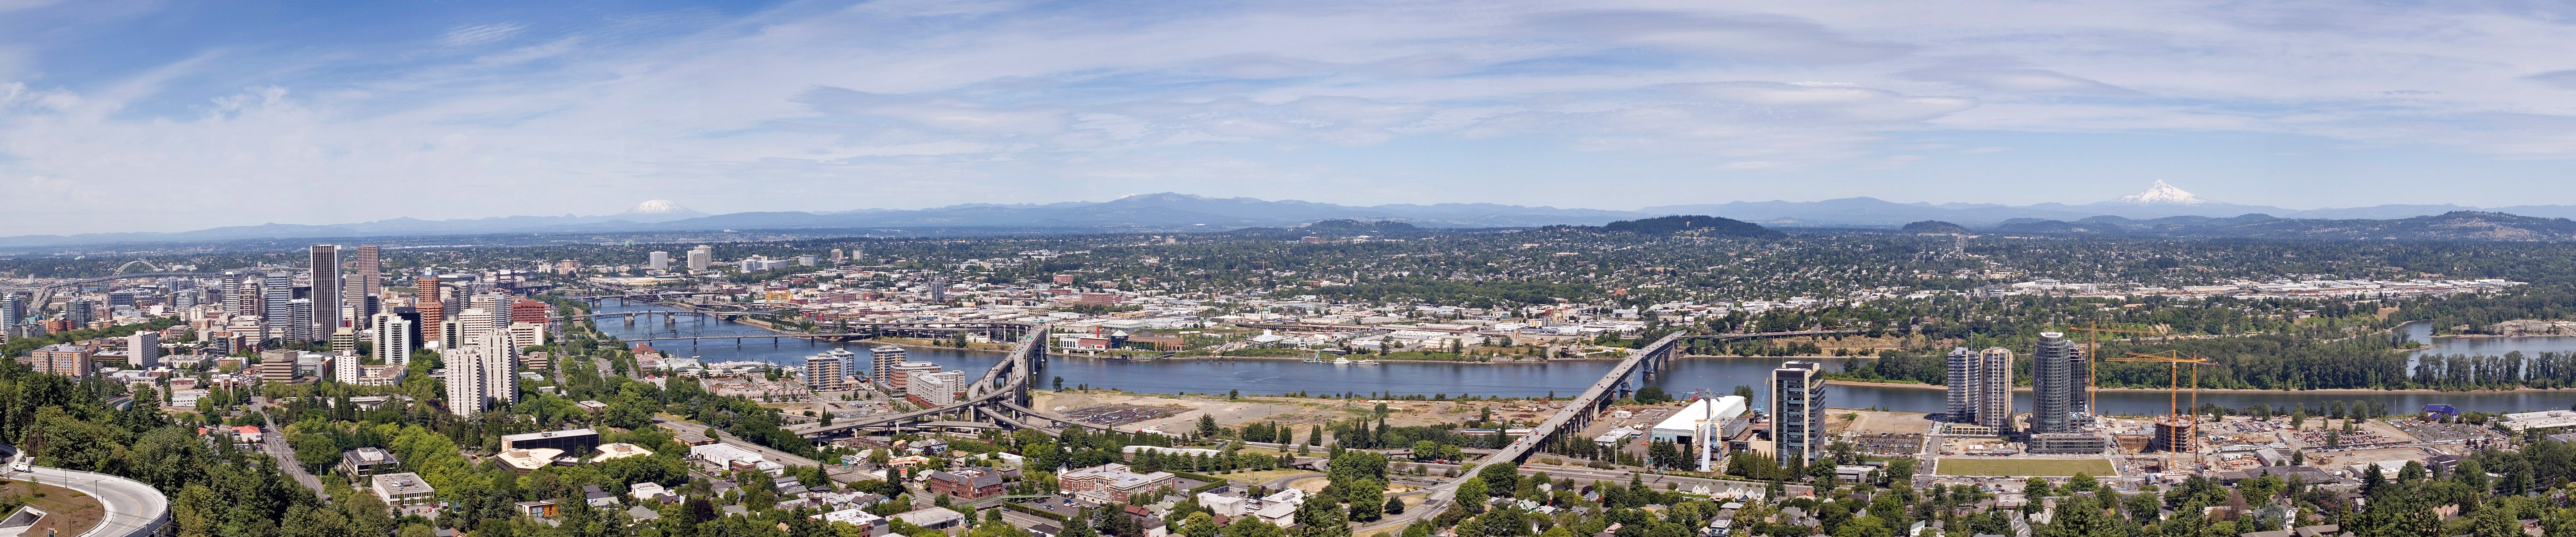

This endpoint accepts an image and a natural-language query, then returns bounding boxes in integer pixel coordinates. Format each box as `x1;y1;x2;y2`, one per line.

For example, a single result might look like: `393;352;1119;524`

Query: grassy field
0;479;105;537
1935;458;2115;477
1218;469;1318;484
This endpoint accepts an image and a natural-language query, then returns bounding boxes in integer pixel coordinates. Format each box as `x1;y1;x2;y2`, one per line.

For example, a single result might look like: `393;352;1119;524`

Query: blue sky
7;0;2576;234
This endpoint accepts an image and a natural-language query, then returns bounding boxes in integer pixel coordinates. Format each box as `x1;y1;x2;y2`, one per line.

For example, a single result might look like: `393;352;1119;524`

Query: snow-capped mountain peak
621;200;699;215
2109;181;2212;205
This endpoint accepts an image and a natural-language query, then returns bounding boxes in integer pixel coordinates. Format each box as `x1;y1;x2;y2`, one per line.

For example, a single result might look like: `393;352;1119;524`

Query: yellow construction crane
2108;350;2212;474
2067;324;2166;413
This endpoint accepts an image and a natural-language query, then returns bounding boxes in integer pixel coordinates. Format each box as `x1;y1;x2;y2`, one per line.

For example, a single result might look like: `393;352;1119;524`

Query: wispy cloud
4;0;2576;233
441;22;526;47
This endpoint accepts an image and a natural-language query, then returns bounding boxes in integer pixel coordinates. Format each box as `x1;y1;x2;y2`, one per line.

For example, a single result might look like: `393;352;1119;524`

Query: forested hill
1991;211;2576;240
1589;215;1786;239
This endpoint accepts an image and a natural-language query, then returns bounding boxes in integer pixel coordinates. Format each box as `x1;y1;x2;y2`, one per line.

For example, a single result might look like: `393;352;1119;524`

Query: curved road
0;446;169;537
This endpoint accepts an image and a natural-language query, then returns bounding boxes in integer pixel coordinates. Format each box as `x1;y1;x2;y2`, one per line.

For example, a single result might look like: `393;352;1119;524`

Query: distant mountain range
14;183;2576;248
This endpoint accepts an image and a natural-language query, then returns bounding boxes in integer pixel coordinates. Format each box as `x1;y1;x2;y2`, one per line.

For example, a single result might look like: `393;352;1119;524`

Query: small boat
1354;359;1379;365
1333;357;1352;365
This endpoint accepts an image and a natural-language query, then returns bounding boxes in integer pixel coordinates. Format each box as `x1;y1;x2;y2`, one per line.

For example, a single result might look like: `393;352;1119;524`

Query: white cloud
6;0;2576;233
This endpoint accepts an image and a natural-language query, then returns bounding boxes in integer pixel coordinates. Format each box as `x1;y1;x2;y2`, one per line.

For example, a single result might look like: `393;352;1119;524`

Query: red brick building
923;469;1004;501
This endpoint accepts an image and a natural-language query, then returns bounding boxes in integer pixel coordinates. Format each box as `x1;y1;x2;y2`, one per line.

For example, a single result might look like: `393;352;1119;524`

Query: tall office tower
928;274;947;303
804;354;847;392
686;245;713;271
330;328;359;357
352;245;382;298
456;307;496;343
287;298;315;341
870;344;907;386
647;251;669;272
127;330;161;368
415;276;443;338
0;291;26;330
173;287;196;310
2029;332;2089;434
1943;347;2015;430
1771;361;1825;466
262;272;293;337
219;272;246;315
373;312;414;366
107;290;138;310
64;298;96;326
438;318;464;350
310;245;341;336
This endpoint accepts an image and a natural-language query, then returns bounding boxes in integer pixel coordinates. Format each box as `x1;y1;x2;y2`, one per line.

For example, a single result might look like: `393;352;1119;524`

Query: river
584;303;2576;414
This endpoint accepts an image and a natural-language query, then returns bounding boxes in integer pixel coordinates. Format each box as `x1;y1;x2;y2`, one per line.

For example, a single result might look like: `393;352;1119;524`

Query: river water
586;303;2576;414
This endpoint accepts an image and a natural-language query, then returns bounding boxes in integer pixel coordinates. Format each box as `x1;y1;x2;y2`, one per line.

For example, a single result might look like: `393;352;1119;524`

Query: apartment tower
2029;332;2089;434
1771;361;1825;466
1943;347;2015;430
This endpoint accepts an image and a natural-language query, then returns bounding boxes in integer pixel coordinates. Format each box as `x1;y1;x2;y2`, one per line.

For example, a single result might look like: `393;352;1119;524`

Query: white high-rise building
912;371;966;406
648;251;670;272
127;330;161;368
335;353;362;384
373;312;413;366
1943;347;2014;430
686;245;713;271
442;331;520;416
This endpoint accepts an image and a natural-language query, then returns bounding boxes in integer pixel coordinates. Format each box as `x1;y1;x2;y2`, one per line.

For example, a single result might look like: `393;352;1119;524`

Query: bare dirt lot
1842;410;1937;435
1031;390;1531;436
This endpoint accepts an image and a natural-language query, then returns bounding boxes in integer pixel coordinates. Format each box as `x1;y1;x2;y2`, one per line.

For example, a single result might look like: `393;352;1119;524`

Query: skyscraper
311;245;342;337
1944;347;2014;430
2029;332;2089;434
352;245;382;299
928;274;947;303
415;276;443;344
223;271;257;316
287;298;315;342
647;251;669;272
1771;361;1825;466
686;245;712;271
262;272;293;338
373;312;413;366
0;291;27;330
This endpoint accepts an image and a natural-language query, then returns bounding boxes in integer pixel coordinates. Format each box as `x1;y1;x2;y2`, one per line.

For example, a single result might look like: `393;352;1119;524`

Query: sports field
1934;457;2114;477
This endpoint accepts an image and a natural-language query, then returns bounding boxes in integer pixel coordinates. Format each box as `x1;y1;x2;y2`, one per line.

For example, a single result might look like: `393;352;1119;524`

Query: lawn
1220;469;1320;484
0;479;105;537
1935;458;2115;477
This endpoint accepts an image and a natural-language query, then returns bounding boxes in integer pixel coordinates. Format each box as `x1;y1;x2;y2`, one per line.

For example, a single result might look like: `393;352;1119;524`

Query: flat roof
501;428;600;442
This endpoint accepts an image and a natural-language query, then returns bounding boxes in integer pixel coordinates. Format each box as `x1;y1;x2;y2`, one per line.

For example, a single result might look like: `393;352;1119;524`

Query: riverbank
1822;378;2576;394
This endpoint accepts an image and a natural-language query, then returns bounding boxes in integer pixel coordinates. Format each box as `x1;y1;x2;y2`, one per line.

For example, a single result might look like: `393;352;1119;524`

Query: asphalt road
0;446;169;537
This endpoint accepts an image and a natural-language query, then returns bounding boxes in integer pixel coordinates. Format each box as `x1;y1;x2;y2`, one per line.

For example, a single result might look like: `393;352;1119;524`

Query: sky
8;0;2576;234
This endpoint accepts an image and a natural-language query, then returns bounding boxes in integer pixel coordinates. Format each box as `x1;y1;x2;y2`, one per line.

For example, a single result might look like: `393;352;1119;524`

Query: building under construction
2149;417;2197;453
